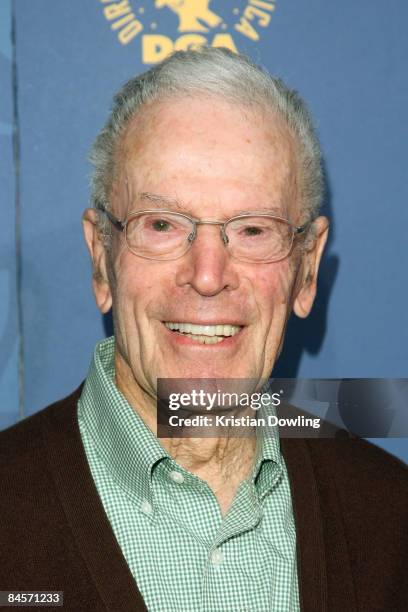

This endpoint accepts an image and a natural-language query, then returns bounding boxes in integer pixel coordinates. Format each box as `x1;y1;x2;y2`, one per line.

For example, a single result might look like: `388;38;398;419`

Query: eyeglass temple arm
95;202;125;232
295;220;313;235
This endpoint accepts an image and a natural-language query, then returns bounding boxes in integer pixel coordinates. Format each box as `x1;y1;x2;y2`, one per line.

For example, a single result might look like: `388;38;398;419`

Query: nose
174;224;240;296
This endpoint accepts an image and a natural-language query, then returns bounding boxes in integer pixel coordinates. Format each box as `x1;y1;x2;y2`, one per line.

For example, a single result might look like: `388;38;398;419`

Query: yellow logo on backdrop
99;0;277;63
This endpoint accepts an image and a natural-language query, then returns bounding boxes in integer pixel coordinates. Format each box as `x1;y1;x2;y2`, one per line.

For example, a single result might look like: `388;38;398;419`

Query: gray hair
89;47;324;242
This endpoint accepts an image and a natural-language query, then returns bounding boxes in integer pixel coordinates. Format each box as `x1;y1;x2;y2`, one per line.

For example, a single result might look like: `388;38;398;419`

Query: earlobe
82;208;113;314
293;216;329;319
293;273;317;318
92;271;113;314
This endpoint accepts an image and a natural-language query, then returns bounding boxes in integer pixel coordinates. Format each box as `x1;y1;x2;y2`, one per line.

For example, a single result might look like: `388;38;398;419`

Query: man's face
84;96;328;403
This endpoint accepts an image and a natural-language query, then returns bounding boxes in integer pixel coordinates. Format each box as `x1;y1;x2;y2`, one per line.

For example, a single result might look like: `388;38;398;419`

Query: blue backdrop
1;0;407;461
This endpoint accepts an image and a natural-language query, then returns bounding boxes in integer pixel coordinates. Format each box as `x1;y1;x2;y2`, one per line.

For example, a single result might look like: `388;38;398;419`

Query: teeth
164;322;241;338
190;334;224;345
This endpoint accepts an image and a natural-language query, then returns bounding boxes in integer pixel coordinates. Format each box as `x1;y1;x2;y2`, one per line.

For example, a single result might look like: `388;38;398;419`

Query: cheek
253;261;297;309
110;251;156;322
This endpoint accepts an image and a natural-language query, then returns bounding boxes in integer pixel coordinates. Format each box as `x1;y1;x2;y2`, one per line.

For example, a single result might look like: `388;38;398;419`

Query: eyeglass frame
95;202;313;263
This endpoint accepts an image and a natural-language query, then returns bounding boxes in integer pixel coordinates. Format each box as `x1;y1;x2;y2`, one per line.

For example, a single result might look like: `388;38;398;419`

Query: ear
293;216;329;319
82;208;113;314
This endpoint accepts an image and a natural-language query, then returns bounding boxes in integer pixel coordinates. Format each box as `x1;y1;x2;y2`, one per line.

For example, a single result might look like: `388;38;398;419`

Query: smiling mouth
164;322;243;345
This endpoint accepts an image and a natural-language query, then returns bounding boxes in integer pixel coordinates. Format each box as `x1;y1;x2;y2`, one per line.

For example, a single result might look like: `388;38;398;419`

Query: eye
151;219;172;232
242;225;264;236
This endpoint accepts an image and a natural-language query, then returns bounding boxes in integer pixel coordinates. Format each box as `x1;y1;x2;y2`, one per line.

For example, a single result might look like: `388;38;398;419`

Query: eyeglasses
96;204;311;263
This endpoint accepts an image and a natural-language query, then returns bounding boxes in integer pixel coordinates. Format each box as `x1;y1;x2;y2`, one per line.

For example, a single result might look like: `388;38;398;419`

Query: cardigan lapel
281;437;329;611
281;437;358;612
41;387;148;612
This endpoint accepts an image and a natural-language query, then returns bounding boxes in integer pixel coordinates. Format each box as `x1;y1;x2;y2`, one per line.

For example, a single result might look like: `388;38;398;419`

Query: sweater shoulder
305;436;408;513
0;386;83;482
306;435;407;477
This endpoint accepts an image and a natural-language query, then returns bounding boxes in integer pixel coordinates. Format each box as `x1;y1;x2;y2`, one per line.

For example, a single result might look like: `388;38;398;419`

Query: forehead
113;95;299;218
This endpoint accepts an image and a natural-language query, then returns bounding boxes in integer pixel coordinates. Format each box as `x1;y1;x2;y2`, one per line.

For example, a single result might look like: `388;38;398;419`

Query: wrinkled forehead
118;94;297;160
111;95;300;218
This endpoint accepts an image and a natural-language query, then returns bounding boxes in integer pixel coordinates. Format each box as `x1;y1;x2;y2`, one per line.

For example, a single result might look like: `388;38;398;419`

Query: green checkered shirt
77;337;299;611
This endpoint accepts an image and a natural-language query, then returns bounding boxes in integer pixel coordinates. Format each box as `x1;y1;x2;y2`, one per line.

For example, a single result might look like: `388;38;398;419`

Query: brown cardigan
0;387;407;611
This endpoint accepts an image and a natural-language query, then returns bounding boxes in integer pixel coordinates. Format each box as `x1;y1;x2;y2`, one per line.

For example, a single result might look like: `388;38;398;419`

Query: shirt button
211;549;224;566
141;499;153;515
169;470;184;484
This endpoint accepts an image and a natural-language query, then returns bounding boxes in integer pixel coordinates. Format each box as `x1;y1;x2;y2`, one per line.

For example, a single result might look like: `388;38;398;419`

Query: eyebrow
138;192;186;211
136;192;284;218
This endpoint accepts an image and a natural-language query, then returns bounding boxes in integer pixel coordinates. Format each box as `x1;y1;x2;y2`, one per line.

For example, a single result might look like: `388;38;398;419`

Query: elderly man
1;48;407;611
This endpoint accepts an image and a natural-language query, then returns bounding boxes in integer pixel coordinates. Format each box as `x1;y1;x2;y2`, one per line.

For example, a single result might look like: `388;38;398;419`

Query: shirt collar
78;336;168;507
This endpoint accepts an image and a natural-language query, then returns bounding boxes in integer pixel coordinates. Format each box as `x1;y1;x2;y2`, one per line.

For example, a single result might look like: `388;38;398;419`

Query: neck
162;434;257;510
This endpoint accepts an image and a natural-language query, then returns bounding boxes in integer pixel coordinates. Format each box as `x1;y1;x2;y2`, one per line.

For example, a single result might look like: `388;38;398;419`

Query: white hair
89;47;324;240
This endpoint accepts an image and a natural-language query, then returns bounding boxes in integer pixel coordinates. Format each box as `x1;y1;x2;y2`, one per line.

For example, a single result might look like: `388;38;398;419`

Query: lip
161;321;246;348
